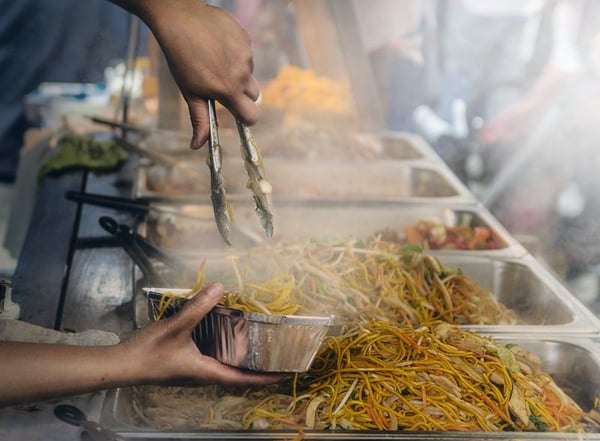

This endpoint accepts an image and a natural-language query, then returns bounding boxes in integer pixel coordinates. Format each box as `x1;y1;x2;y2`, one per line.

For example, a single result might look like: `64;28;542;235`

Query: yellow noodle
133;321;594;433
139;237;597;434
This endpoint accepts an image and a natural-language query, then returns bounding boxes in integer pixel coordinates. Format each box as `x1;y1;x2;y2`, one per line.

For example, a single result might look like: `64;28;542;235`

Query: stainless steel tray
130;252;600;334
140;128;439;161
435;254;600;334
99;336;600;439
135;159;474;204
138;201;523;257
378;131;440;161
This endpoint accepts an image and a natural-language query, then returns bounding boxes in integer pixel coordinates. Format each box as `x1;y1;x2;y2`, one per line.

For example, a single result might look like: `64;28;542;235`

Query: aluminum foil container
144;288;336;372
198;306;335;372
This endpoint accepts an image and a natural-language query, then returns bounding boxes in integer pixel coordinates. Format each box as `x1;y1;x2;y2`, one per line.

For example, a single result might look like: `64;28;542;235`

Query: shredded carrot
481;393;512;424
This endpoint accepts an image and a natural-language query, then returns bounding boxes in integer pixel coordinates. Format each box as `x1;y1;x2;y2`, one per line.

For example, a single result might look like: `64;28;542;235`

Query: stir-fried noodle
139;236;599;433
132;321;598;432
156;236;516;325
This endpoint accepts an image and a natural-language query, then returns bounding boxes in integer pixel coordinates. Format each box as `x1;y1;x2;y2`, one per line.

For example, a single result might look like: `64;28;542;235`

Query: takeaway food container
99;335;600;438
144;288;336;372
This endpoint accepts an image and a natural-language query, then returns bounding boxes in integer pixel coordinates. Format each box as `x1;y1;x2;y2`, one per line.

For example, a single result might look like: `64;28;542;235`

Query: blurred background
2;0;600;314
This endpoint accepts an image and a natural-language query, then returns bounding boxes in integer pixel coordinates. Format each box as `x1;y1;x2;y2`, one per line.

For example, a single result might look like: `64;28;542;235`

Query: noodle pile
131;321;597;432
138;236;600;434
235;237;516;325
155;236;516;325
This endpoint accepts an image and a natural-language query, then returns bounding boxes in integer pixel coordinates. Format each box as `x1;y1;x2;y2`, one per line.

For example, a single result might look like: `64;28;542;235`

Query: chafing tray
131;251;600;334
140;128;439;161
138;201;525;258
99;336;600;439
135;159;474;203
379;131;439;161
435;254;600;334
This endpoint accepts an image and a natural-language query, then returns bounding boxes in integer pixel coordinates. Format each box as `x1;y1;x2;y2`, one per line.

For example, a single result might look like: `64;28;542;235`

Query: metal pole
116;14;141;126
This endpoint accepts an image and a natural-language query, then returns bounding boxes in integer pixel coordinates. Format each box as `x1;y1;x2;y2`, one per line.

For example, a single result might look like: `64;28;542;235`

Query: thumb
172;282;224;332
187;98;210;150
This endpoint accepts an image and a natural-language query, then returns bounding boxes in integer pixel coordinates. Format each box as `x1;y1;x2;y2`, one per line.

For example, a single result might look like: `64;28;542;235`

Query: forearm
514;0;583;109
0;284;281;407
524;66;572;105
0;342;141;406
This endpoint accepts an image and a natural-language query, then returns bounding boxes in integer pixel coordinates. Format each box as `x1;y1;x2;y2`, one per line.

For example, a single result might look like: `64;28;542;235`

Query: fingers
186;85;261;151
149;281;286;388
171;282;224;332
187;98;210;150
216;74;261;126
244;77;261;102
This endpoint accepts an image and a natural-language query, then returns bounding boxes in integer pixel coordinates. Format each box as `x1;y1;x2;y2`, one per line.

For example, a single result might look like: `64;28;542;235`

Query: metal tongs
98;216;196;287
54;404;121;441
206;100;273;245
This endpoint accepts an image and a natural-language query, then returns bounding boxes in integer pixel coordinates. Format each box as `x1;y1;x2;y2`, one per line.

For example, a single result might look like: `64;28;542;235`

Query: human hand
121;282;281;387
114;0;261;149
479;99;538;146
0;282;280;407
480;67;574;146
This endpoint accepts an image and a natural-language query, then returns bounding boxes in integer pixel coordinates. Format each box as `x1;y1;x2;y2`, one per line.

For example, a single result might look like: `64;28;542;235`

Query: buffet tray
131;252;600;334
137;201;525;257
135;159;474;204
378;131;440;161
99;335;600;439
435;254;600;334
139;128;439;162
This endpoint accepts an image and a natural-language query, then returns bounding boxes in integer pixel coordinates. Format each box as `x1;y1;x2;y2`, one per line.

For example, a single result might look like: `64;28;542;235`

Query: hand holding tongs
206;100;273;245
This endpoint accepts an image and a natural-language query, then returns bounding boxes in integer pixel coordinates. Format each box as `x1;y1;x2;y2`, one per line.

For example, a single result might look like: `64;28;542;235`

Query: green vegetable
38;134;128;180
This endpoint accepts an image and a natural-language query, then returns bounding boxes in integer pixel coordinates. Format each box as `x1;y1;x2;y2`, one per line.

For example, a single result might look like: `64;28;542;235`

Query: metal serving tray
138;201;525;257
135;158;474;203
130;251;600;334
378;131;440;161
435;254;600;334
140;128;439;161
99;336;600;439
